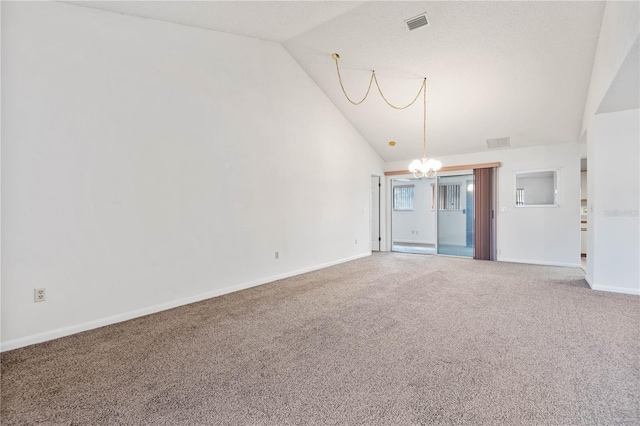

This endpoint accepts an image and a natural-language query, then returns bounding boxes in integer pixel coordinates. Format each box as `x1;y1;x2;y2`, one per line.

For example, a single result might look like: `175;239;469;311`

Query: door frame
436;171;475;258
370;175;381;251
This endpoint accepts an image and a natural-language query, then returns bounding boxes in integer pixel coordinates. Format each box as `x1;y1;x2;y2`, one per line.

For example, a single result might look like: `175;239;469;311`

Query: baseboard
497;257;581;268
564;273;638;296
589;283;640;296
0;253;371;352
585;274;594;288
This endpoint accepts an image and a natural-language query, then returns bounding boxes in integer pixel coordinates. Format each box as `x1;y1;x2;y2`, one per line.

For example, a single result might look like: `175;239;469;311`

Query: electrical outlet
355;239;358;245
275;251;279;260
34;288;46;303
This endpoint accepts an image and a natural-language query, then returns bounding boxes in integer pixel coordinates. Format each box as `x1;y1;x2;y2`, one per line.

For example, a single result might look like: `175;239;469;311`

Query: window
514;170;558;206
438;184;461;210
393;185;414;210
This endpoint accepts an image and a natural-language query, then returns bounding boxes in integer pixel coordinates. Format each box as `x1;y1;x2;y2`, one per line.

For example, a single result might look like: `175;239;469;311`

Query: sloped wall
1;2;384;349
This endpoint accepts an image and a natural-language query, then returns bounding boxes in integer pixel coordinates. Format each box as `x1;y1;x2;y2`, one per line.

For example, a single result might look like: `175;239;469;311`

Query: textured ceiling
68;1;364;43
66;1;607;162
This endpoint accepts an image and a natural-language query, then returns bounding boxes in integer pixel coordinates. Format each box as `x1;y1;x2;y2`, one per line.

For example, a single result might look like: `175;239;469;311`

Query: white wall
581;1;639;133
581;0;639;295
587;109;640;294
1;2;384;350
391;178;435;244
386;143;581;267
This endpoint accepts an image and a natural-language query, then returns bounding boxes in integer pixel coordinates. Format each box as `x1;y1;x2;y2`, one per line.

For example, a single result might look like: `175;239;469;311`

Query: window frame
393;185;415;211
514;169;560;208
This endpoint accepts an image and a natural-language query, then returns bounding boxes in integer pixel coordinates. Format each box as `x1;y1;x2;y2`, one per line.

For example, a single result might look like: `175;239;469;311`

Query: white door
371;176;381;251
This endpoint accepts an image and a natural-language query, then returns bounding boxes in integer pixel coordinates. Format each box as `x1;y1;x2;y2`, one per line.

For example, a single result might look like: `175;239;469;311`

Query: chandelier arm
333;55;375;105
372;73;425;110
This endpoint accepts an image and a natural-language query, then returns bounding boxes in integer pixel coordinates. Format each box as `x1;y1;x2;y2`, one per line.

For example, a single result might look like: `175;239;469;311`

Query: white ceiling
66;1;607;162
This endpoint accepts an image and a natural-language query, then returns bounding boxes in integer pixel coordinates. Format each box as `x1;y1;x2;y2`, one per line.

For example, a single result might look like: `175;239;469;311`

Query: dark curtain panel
474;168;495;260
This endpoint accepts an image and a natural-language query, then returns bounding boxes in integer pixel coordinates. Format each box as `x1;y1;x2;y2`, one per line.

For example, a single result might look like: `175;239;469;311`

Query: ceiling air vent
406;13;429;31
487;137;511;149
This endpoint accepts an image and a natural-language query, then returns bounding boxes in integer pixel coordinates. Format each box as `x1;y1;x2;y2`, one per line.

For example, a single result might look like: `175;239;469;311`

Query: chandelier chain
422;77;426;158
333;55;425;110
332;53;439;178
333;57;375;105
372;73;425;110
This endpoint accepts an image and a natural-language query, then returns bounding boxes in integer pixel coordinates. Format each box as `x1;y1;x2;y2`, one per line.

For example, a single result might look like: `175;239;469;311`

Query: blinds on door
438;184;461;210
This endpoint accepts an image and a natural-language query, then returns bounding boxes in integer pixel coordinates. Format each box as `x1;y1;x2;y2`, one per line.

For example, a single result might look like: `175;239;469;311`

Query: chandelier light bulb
408;157;442;178
426;158;442;171
409;159;422;172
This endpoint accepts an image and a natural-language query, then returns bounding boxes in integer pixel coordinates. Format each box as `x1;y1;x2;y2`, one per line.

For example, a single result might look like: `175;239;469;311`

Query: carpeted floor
2;253;639;425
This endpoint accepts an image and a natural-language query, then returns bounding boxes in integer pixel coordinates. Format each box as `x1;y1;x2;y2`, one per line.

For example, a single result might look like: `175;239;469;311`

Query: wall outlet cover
34;288;46;303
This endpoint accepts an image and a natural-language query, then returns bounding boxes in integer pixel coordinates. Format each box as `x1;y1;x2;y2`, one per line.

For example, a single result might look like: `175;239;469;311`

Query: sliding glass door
437;174;475;257
390;178;437;255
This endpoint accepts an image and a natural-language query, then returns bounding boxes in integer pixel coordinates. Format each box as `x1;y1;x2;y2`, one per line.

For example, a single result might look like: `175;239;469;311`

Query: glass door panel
437;174;474;257
390;178;437;255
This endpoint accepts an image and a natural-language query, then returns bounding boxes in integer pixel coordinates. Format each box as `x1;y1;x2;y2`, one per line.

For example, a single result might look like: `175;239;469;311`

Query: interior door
474;167;496;260
437;174;474;257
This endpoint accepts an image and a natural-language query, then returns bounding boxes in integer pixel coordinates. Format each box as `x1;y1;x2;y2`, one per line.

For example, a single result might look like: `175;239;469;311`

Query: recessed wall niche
514;170;558;207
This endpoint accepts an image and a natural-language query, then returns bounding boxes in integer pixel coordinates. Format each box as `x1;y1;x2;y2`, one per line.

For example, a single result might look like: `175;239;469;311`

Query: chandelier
331;53;441;178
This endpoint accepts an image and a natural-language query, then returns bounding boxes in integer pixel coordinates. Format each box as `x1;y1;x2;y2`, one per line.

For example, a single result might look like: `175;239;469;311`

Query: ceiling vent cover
406;13;429;31
487;137;511;149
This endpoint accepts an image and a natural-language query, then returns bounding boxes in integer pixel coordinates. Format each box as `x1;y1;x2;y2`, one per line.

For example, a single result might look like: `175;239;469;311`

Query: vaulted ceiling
67;1;606;162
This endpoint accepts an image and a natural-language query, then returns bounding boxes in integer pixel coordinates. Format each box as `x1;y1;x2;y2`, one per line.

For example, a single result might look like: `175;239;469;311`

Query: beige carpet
2;253;639;425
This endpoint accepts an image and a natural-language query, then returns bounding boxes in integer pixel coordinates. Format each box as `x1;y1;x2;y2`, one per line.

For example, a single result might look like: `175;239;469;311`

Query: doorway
390;177;436;255
580;159;587;270
388;166;496;259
